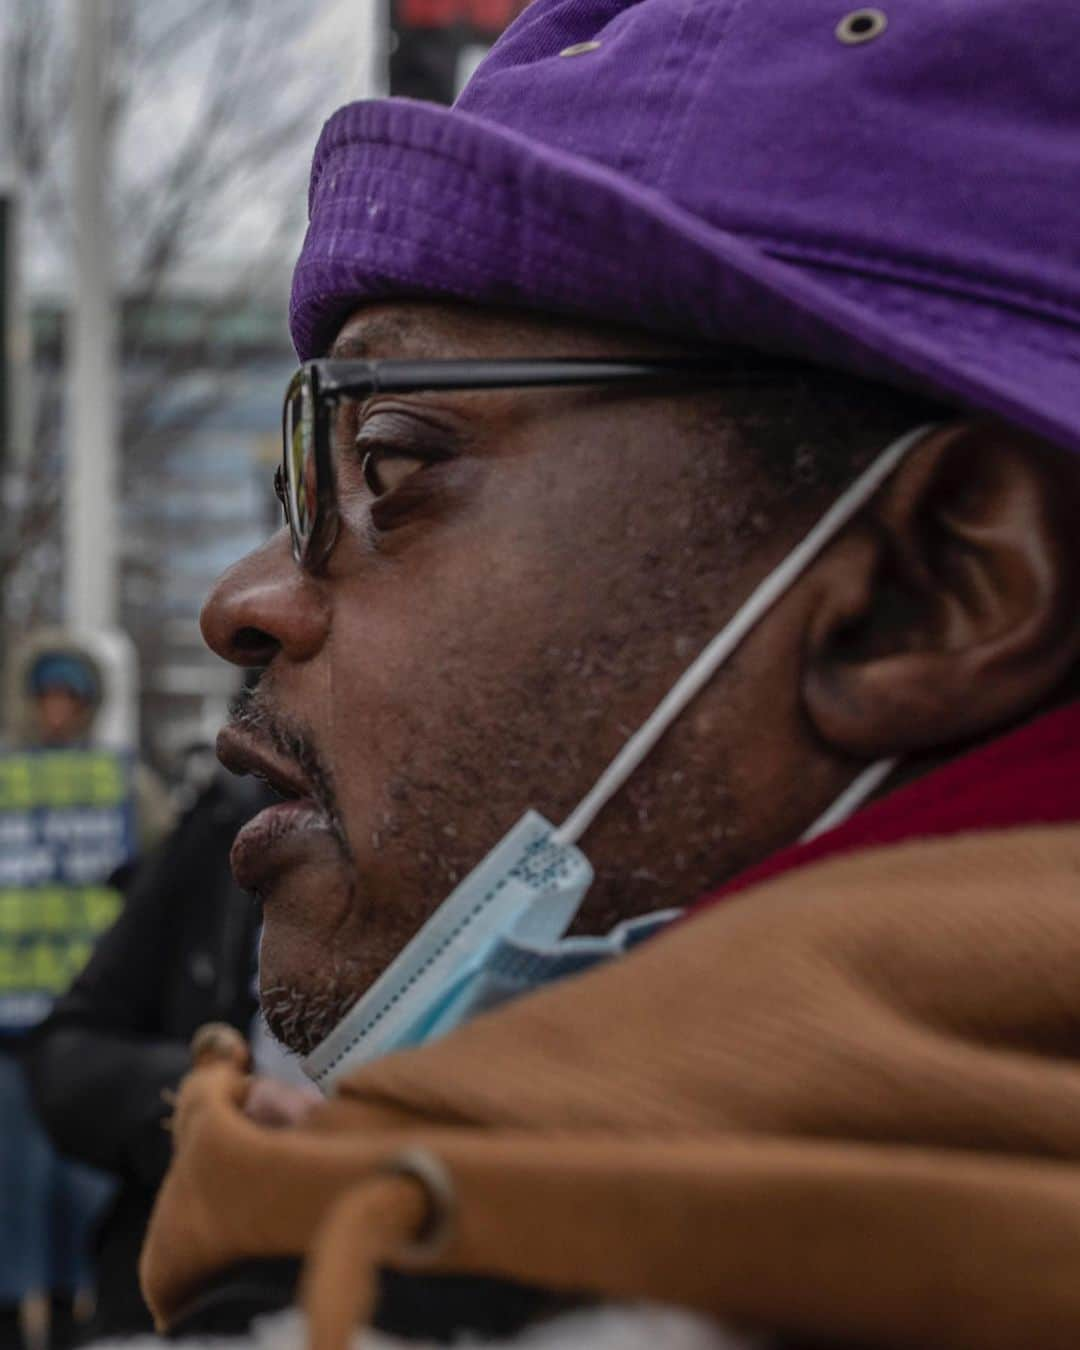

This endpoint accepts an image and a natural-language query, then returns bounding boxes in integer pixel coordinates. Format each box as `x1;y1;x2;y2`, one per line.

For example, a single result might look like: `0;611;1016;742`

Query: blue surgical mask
303;424;935;1091
303;810;592;1084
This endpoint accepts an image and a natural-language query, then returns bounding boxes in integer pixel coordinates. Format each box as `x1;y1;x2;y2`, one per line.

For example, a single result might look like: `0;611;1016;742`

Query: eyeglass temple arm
313;355;806;397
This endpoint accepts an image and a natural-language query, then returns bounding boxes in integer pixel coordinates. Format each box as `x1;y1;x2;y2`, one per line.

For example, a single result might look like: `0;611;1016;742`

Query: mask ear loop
551;424;938;851
798;756;898;842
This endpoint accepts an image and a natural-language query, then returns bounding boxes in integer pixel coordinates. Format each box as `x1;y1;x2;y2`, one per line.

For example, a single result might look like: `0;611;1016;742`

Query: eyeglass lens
283;373;316;554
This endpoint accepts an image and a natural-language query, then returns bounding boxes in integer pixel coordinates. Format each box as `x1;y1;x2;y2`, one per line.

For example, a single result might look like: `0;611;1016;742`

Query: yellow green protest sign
0;749;136;1032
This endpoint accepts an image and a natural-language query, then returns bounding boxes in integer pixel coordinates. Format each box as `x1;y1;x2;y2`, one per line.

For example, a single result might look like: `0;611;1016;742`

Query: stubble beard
228;684;368;1058
260;965;363;1058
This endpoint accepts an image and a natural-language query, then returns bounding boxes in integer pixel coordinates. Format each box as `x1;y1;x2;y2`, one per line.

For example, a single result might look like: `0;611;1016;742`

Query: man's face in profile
201;301;837;1054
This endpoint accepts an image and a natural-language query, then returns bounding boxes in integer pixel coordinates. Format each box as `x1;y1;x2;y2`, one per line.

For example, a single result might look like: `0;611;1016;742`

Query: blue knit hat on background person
27;652;102;706
290;0;1080;458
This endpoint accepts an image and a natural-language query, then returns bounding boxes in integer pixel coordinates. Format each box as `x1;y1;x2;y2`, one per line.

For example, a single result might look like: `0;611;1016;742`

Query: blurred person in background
139;0;1080;1346
25;767;280;1340
0;632;173;1350
172;741;225;815
24;653;99;750
3;631;174;849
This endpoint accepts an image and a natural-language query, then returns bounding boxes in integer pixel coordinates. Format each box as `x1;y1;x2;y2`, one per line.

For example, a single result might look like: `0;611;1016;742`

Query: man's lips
230;799;335;892
217;724;335;893
217;724;315;801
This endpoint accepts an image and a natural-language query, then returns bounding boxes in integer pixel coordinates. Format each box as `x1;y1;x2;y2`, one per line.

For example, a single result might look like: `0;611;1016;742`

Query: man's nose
200;531;330;668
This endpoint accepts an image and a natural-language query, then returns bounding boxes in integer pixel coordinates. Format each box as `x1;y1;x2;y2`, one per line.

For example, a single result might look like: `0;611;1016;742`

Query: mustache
226;683;350;855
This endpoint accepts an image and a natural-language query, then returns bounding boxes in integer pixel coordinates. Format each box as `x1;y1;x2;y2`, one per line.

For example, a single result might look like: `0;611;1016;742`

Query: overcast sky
4;0;382;299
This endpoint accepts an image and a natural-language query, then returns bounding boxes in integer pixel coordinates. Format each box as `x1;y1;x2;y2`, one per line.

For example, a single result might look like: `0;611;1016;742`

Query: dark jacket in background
24;773;267;1337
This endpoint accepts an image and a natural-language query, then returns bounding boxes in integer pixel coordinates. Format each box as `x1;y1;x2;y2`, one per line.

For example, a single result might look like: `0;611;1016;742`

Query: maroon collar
692;701;1080;915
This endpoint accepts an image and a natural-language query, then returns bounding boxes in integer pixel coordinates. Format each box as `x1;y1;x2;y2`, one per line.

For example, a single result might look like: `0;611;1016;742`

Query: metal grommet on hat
559;40;601;57
835;8;887;44
378;1147;456;1259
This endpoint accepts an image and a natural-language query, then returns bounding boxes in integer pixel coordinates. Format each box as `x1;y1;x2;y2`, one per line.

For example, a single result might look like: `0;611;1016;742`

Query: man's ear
802;420;1080;757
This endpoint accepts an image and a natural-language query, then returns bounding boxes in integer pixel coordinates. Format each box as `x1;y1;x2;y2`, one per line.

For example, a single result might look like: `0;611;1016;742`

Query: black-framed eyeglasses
275;355;804;571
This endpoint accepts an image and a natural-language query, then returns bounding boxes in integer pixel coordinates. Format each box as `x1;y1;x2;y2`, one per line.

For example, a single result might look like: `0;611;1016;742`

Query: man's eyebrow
328;334;371;359
328;315;437;360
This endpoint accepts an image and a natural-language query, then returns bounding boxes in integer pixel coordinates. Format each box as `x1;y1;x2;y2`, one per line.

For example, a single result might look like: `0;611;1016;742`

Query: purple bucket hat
291;0;1080;456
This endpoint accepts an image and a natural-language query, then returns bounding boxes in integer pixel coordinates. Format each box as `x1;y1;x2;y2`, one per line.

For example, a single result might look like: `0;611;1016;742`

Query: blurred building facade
30;296;291;767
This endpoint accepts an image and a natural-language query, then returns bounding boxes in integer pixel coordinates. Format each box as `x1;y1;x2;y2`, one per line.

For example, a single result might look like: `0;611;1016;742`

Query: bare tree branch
1;0;355;713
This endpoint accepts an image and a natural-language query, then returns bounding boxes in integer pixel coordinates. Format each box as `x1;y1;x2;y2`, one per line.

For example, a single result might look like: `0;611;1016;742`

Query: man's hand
190;1023;321;1128
243;1075;322;1128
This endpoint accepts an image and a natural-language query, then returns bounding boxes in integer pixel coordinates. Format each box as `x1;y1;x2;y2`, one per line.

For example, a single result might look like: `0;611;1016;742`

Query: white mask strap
552;424;937;849
798;756;898;843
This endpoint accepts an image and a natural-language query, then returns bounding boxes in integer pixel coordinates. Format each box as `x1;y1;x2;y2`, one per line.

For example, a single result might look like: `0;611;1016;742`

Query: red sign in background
390;0;529;102
396;0;525;28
